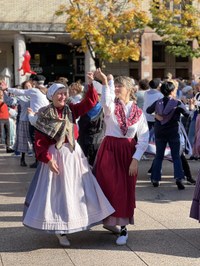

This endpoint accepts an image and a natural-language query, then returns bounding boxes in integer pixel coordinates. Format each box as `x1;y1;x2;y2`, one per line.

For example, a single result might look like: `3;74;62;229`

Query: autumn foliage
56;0;200;64
56;0;149;66
150;0;200;58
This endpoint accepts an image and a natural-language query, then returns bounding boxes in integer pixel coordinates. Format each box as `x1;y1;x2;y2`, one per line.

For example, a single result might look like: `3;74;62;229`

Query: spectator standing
135;79;149;109
143;78;163;131
68;82;83;104
0;89;14;152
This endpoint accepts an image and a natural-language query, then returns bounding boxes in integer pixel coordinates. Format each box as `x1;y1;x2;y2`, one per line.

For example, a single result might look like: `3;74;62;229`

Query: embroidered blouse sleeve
132;113;149;161
101;79;115;115
69;83;98;120
35;130;52;163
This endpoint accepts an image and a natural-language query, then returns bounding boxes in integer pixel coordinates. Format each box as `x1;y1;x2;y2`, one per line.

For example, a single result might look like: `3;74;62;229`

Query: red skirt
94;136;137;219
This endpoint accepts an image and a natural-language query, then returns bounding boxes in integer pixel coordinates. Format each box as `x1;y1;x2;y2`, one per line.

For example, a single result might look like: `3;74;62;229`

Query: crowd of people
0;69;200;247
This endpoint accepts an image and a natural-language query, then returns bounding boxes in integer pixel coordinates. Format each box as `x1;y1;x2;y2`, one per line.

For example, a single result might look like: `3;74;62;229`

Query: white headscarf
47;83;66;101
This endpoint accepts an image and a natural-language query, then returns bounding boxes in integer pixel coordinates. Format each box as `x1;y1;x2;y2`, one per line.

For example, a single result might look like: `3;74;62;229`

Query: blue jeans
151;136;184;181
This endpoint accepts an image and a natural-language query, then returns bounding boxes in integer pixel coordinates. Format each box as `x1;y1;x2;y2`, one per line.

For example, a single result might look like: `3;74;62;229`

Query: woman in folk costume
22;73;115;247
93;69;149;246
190;169;200;222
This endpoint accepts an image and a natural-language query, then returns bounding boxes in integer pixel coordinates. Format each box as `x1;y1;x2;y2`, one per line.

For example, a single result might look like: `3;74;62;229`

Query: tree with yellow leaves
56;0;149;67
149;0;200;58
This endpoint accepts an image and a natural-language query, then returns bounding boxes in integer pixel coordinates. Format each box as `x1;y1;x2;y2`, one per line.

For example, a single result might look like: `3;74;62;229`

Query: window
176;68;189;79
153;41;165;62
175;55;189;62
153;68;165;79
129;69;139;80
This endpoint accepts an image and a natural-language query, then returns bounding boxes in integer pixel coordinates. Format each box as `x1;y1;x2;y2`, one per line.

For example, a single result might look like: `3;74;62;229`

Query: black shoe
186;177;196;185
6;148;14;153
188;156;198;161
152;180;159;187
20;160;27;167
29;161;38;168
176;180;185;190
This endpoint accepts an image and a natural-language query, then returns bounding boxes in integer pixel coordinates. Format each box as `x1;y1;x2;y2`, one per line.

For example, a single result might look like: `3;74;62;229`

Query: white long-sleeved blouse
101;80;149;161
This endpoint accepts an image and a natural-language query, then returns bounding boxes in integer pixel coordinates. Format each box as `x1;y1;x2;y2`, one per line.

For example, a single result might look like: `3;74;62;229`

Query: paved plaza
0;144;200;266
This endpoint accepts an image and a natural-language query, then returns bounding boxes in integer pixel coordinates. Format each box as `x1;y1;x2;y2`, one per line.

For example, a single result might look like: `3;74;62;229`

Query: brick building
0;0;200;85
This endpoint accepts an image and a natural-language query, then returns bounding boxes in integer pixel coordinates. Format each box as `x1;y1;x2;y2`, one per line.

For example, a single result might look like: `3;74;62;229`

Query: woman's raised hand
87;72;94;84
94;68;108;85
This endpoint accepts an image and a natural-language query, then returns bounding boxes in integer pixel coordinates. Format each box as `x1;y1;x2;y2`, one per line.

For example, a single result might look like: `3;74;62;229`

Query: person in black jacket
146;81;192;190
78;82;105;166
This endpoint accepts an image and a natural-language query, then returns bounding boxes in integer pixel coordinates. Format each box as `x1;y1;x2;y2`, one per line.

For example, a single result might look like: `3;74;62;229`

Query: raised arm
69;72;98;119
95;69;115;115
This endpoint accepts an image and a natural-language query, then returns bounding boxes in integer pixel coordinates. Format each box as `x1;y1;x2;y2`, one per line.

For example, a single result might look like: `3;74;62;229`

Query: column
14;34;26;85
84;50;96;81
191;39;200;78
140;32;152;79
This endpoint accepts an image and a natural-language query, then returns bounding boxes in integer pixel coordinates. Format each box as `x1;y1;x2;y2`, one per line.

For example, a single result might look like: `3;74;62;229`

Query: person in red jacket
22;73;114;247
0;89;14;152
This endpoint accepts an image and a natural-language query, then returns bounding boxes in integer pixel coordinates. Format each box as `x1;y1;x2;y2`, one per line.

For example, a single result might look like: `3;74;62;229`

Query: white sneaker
103;225;121;234
56;234;70;247
116;233;128;245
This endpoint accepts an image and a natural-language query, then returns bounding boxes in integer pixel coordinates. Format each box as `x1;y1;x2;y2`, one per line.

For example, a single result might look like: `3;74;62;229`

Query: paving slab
0;145;200;266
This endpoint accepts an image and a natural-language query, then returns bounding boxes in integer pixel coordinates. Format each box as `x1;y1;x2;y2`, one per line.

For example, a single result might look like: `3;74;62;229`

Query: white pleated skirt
23;142;115;234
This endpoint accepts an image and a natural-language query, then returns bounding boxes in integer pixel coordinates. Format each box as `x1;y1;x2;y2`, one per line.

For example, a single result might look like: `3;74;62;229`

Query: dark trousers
149;153;192;179
151;135;184;181
0;119;11;148
181;153;192;178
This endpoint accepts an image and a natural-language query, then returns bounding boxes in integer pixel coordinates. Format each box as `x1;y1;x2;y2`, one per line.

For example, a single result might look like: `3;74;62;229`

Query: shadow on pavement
0;226;199;259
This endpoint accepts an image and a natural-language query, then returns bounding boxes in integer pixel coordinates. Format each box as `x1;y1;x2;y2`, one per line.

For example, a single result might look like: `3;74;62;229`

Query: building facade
0;0;200;86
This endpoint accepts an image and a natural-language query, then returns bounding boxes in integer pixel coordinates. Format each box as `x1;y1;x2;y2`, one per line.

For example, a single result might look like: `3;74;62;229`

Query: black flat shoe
188;156;198;161
176;180;185;190
20;160;27;167
152;180;159;187
186;177;196;185
6;148;14;153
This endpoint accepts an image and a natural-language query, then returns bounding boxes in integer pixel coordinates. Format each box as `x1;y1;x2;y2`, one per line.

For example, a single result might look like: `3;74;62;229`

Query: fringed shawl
35;103;75;151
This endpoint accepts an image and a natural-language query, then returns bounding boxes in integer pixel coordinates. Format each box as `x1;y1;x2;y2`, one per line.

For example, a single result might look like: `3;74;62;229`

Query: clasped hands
87;68;113;86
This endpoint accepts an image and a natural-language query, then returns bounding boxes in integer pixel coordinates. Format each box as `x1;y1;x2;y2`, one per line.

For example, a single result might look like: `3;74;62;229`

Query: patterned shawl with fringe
35;103;75;151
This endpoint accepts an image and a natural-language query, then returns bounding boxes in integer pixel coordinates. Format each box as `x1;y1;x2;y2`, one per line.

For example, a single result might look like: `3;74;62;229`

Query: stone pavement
0;144;200;266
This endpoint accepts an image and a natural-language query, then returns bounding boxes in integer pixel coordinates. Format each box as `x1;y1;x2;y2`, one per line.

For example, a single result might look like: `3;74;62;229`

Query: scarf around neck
35;103;75;151
114;98;142;136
